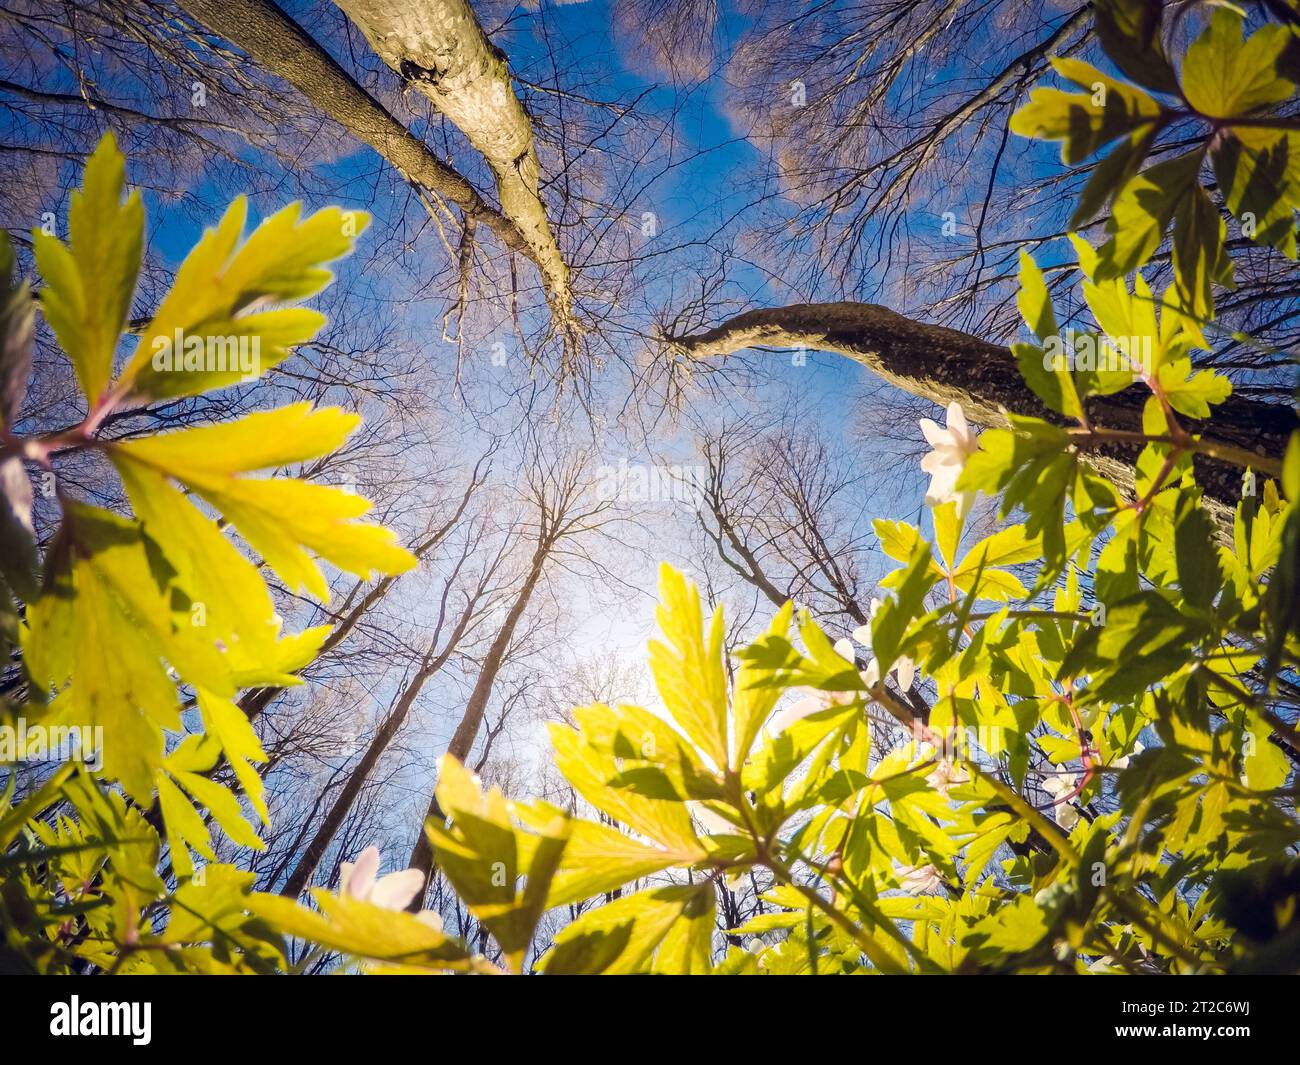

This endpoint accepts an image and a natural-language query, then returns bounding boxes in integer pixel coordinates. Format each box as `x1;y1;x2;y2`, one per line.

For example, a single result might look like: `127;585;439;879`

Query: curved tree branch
666;302;1297;513
334;0;574;327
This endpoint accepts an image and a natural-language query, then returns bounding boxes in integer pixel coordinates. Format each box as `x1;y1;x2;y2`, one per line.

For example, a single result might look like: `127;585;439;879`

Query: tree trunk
406;540;550;899
277;611;471;899
334;0;573;325
178;0;541;270
667;302;1296;516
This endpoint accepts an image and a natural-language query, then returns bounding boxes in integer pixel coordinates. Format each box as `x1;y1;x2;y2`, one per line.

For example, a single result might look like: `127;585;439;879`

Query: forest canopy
0;0;1298;979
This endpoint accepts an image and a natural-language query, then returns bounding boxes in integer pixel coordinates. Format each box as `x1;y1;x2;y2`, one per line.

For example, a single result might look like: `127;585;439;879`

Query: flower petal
345;845;380;900
370;868;426;911
767;694;829;736
919;418;953;449
861;659;881;688
946;401;969;444
894;655;916;692
925;466;961;506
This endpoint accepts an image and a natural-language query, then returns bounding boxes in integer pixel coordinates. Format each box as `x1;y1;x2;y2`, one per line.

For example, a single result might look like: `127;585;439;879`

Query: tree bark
277;610;469;899
178;0;542;269
667;302;1296;515
334;0;573;325
405;538;550;894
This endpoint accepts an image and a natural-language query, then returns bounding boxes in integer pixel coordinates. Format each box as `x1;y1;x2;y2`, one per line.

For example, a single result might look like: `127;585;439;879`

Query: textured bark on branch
277;599;473;900
666;302;1297;515
178;0;541;267
334;0;574;325
404;538;549;900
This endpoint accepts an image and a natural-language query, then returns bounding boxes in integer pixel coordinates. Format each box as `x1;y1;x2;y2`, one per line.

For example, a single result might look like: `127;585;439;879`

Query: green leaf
1157;360;1231;419
114;402;362;475
1083;271;1193;378
1016;249;1058;341
428;756;569;972
1093;0;1179;95
160;864;284;972
173;766;264;852
1243;714;1290;791
1212;130;1299;258
1170;179;1232;327
1174;494;1223;610
547;722;704;857
651;883;716;974
962;893;1052;959
874;518;924;563
1060;591;1206;702
1014;342;1081;421
112;405;417;601
59;770;163;893
31;132;142;405
199;691;269;825
1070;126;1157;229
648;564;730;769
122;200;369;399
742;701;857;795
1182;10;1294;119
542;884;712;975
22;504;234;799
572;701;723;800
1070;232;1100;278
732;600;794;765
933;499;962;569
111;452;281;662
511;805;690;907
956;524;1040;570
1010;58;1161;165
156;772;214;878
248;890;479;972
959;417;1070;498
872;540;939;675
1096;150;1203;282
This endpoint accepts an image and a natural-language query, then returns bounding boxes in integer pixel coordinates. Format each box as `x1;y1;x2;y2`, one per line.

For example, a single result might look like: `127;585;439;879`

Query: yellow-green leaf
1182;10;1294;119
647;564;729;768
32;132;142;404
122;200;369;399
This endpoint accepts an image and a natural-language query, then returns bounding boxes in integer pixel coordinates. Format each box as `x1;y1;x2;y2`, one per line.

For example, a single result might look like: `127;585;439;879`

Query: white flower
896;863;942;895
919;401;979;515
339;845;426;911
847;606;916;692
926;758;969;798
1112;740;1144;770
766;689;851;737
1041;773;1079;829
690;802;735;836
886;655;917;692
862;654;916;690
